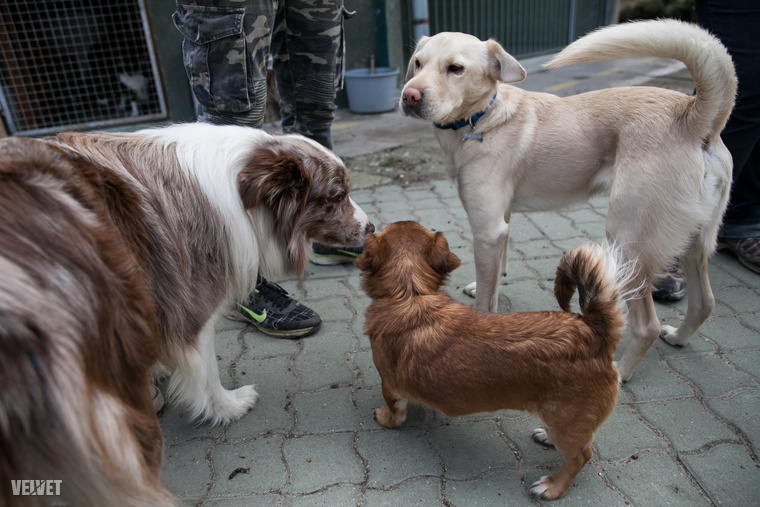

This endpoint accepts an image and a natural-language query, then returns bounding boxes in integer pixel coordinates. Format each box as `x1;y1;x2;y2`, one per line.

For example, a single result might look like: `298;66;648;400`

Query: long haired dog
356;221;631;500
400;19;736;381
0;123;372;506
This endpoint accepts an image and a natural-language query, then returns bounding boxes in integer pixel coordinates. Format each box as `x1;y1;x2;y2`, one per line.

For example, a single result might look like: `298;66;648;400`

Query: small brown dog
355;221;631;500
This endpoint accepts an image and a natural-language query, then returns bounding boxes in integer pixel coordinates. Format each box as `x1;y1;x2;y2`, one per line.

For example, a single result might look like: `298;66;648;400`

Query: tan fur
400;20;736;380
356;221;628;500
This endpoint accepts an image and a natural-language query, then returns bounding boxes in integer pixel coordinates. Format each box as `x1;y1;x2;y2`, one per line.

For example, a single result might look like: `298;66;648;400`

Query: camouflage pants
173;0;346;149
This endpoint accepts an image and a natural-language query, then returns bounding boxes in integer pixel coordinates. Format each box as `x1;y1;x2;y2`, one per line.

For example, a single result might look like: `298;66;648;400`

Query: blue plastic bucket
344;67;400;114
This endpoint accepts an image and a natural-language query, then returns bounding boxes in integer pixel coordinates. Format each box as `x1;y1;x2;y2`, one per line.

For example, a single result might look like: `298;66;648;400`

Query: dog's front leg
375;381;408;428
169;313;258;426
471;220;510;312
459;178;511;311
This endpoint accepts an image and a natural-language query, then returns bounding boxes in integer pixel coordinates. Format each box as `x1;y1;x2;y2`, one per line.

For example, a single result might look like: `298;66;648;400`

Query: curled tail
554;243;634;357
544;19;737;143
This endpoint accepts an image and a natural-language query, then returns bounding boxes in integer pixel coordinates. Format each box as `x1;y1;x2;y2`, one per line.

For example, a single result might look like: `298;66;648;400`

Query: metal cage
0;0;167;136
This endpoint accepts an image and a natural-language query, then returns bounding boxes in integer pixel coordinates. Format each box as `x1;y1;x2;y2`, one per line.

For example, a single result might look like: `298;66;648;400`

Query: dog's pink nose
402;87;422;107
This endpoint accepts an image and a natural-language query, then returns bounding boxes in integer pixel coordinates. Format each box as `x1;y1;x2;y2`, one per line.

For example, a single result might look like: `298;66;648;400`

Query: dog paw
659;325;690;346
209;385;259;426
530;476;553;499
532;427;554;446
463;281;477;298
374;406;400;428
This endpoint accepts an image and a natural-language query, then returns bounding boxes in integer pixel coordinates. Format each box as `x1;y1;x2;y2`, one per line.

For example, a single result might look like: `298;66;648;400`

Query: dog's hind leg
616;293;661;381
530;427;593;500
168;314;258;426
375;381;408;428
660;240;715;346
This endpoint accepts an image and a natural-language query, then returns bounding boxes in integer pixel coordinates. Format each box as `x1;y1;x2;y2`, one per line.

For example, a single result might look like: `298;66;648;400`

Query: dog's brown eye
448;64;464;75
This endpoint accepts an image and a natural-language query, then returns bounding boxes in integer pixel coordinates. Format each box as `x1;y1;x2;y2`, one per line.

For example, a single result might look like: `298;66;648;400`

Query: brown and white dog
356;221;633;500
0;123;372;506
400;20;736;381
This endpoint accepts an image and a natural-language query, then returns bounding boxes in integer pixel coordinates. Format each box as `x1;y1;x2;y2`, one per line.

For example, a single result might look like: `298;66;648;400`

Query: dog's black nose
366;222;375;234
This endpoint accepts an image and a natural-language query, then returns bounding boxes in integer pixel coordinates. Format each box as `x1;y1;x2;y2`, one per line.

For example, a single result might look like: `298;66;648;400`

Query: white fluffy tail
544;19;736;143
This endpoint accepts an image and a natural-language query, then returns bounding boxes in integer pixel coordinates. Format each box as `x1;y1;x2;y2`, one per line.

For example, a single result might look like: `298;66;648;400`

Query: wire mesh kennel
0;0;167;136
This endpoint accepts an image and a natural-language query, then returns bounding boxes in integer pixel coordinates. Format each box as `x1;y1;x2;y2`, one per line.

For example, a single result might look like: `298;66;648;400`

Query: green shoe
310;242;363;266
227;278;321;338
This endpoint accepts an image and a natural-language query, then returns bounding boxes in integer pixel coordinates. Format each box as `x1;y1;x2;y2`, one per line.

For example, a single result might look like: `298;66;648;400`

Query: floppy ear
427;232;461;274
354;233;386;272
238;148;311;212
405;35;430;82
486;39;526;83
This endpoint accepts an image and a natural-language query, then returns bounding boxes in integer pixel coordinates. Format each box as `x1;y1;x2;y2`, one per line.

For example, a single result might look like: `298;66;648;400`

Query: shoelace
256;279;293;312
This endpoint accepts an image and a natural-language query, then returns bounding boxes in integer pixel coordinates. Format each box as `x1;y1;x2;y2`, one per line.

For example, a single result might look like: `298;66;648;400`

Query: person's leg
174;1;322;336
271;0;345;150
173;0;275;127
697;0;760;273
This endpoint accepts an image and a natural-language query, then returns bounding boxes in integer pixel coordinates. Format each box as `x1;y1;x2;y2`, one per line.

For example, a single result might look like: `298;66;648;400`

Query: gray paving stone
511;238;565;260
159;402;225;445
363;477;442;506
705;391;760;456
201;495;278;506
245;331;300;359
499;415;563;470
291;485;362;506
291;388;361;434
429;420;518;480
211;436;286;495
284;433;364;493
602;452;709;506
724;349;760;378
526;212;578;240
696;307;760;350
162;439;212;498
300;277;353;301
667;354;756;397
445;471;532;507
294;348;355;391
616;345;694;402
222;355;294;438
306;297;354;323
713;285;760;315
593;405;664;461
636;398;739;452
354;349;381;387
358;428;442;488
681;443;760;506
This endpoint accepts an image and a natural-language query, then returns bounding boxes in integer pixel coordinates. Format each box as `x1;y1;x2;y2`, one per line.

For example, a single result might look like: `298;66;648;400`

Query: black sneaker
227;278;321;338
310;242;363;265
652;259;686;301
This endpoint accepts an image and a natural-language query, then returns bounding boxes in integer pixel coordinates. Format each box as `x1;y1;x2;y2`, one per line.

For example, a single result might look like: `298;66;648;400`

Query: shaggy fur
356;221;631;500
399;19;736;381
0;123;372;506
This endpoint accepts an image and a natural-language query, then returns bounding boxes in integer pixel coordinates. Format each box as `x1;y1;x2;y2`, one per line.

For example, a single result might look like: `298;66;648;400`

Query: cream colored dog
400;19;736;381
